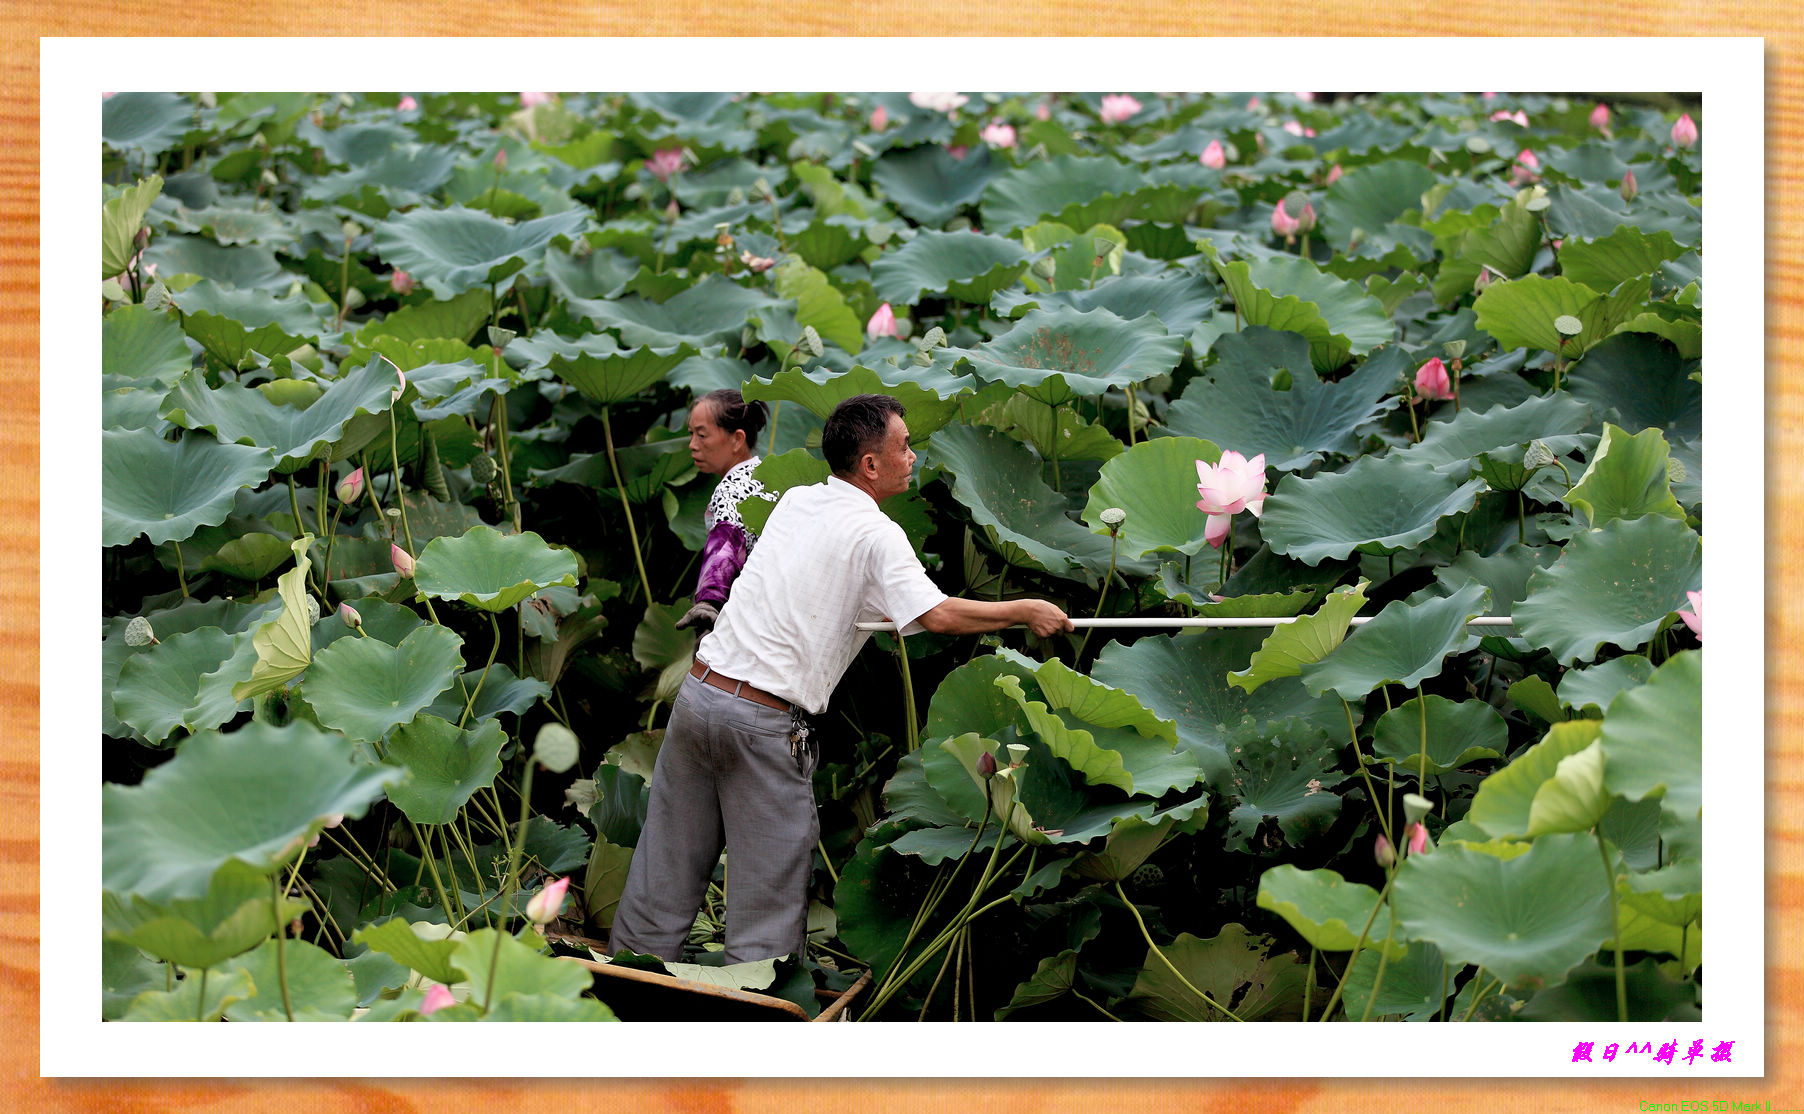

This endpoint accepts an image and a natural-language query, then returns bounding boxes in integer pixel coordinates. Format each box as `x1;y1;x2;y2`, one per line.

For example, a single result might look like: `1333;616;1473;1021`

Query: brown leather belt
689;660;792;711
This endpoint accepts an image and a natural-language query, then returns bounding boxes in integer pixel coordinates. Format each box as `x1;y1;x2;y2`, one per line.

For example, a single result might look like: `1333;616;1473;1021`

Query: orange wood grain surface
10;6;1793;1110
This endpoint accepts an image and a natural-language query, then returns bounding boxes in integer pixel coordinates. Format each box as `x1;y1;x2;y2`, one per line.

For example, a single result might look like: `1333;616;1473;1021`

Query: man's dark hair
697;388;769;443
823;394;906;476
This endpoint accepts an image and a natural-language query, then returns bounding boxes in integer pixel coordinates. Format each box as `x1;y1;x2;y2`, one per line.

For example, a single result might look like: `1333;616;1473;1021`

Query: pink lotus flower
908;91;968;115
1295;91;1316;103
1511;147;1539;185
1482;91;1497;101
739;249;775;273
1098;94;1142;125
1035;101;1051;121
1246;96;1262;111
1195;451;1268;548
398;95;418;112
519;92;551;108
1281;119;1315;138
1270;199;1302;238
389;269;414;296
866;302;898;339
1678;589;1702;638
338;603;362;631
1199;139;1226;170
526;876;570;924
646;148;686;182
419;984;455;1016
391;543;416;579
336;466;365;504
1672;112;1699;148
1490;109;1529;127
1620;169;1639;202
981;121;1017;149
1405;822;1429;856
947;145;968;161
1325;163;1343;186
1374;833;1396;868
1589;102;1611;130
1473;267;1494;293
1414;357;1454;401
493;148;507;170
1291;198;1317;233
869;104;888;132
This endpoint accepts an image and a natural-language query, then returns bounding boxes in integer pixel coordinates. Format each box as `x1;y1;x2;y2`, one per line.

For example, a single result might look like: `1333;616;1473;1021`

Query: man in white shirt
608;394;1072;964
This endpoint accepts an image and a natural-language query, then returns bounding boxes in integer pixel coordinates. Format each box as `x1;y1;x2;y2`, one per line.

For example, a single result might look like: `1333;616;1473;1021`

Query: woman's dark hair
823;394;906;476
696;388;769;443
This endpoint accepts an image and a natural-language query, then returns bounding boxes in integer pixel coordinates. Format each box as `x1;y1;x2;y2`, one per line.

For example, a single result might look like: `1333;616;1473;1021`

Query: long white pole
855;616;1518;632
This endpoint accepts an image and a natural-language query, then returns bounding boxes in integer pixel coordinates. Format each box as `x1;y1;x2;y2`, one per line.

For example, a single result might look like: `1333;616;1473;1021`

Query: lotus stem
408;817;461;927
769;399;783;455
1075;531;1121;666
895;628;919;752
1075;988;1123;1021
600;406;654;605
1343;699;1393;846
1358;923;1395;1022
1114;879;1244;1021
1598;828;1628;1023
1316;868;1396;1022
492;375;521;533
1405;394;1420;443
272;874;294;1021
919;925;961;1021
1416;684;1429;789
484;754;538;1013
1461;971;1502;1021
868;786;997;1016
456;614;503;731
817;837;839;886
195;967;208;1022
1124;383;1138;446
171;540;190;599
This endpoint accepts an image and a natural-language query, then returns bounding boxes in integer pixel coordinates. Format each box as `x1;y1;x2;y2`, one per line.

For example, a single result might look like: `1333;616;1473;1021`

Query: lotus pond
97;89;1707;1026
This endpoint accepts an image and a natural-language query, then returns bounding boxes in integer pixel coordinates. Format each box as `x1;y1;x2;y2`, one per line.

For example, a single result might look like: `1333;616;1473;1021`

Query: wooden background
11;5;1791;1109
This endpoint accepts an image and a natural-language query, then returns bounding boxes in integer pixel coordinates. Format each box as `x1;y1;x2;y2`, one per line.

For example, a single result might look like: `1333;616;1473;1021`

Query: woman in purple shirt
676;389;775;631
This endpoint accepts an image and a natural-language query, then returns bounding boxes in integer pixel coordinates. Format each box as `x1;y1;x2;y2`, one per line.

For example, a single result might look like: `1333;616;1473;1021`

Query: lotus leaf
1318;159;1438;252
384;715;508;825
1223;719;1345;849
352;918;463;986
1371;695;1508;778
1341;940;1454;1021
570;274;785;348
1563;423;1687;527
101;428;274;547
1398;392;1595;476
871;144;1000;226
373;205;587;299
1070;814;1186;883
1565;331;1700;440
1516;956;1699;1022
631;601;695;704
1467;721;1609;840
1558;226;1690;293
980;155;1199;233
1391;833;1614;992
1599;651;1701;862
978;393;1124;466
104;858;312;969
994;674;1198;798
1203;245;1395;371
103;93;190;158
422;663;550;724
160;354;402;471
1120;923;1307;1022
548;341;700;405
1259;454;1486;565
1513;515;1701;664
742;364;968;443
222;938;359;1021
1229;582;1368;693
1298;581;1489;700
412;526;579;612
922;652;1039;748
1079;436;1224;559
103;721;403;901
1472;273;1652;358
103;303;193;388
305;144;458;209
111;625;250;746
228;536;315;702
773;254;862;355
121;967;253;1022
993;950;1080;1020
302;624;464;742
172;281;325;368
1558;656;1655;715
955;305;1185;404
1432;545;1561;617
1255;864;1407;958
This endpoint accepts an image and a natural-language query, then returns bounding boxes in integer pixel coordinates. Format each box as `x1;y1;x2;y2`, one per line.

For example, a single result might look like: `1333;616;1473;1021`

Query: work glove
675;601;719;631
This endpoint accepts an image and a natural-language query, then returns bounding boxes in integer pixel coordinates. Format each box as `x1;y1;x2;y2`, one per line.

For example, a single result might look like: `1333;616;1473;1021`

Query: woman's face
688;400;751;476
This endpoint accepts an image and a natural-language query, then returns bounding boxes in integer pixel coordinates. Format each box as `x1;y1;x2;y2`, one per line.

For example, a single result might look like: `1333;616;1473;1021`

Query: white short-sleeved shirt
696;476;947;715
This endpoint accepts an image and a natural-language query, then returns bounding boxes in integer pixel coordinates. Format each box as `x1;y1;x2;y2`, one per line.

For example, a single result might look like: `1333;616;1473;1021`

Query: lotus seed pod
123;615;157;647
534;723;580;773
1554;314;1583;338
1523;440;1556;469
1441;339;1466;361
1100;506;1127;530
486;325;516;350
726;186;747;206
469;453;498;484
1006;742;1030;767
570;235;593;259
304;595;322;626
1403;793;1433;828
1030;256;1058;282
801;325;824;358
1129;863;1163;888
1667;457;1688;484
143;281;174;313
916;326;947;352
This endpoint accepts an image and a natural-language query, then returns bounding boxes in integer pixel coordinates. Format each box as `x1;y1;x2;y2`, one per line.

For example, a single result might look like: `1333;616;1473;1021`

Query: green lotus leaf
784;215;879;271
980;155;1201;234
995;674;1198;798
373;205;587;299
103;721;403;901
103;303;191;389
1508;675;1567;725
889;822;1011;866
632;601;696;704
1516;956;1699;1022
449;928;594;1004
926;422;1144;585
955;305;1185;404
1620;871;1702;929
1558;656;1655;716
1120;923;1307;1022
229;537;315;702
355;291;491;352
352;918;463;986
535;438;693;505
102;937;170;1021
101;428;273;547
1070;813;1191;883
111;626;250;746
1203;245;1394;372
200;532;294;580
102;176;164;282
304;144;458;208
1341;939;1455;1021
160;356;401;472
478;993;618;1023
1599;651;1701;862
993;950;1080;1020
1224;719;1345;850
1433;544;1561;619
103;858;311;969
978;393;1124;465
731;449;827;537
1033;657;1178;743
582;836;634;933
574;274;785;348
1017;222;1127;294
303;624;464;743
1391;833;1614;992
423;663;550;724
1260;454;1486;565
870;143;1001;226
1467;720;1608;840
992;272;1218;337
221;938;358;1021
172;281;326;369
1564;423;1687;528
1318;159;1438;252
1256;865;1407;958
1398;392;1595;476
1165;330;1406;473
412;526;579;612
870;229;1033;306
1080;436;1223;559
103;93;190;158
742;364;969;443
1615;303;1703;362
1558;226;1690;293
121;966;253;1023
1229;581;1368;693
1299;581;1489;700
773;254;862;355
1371;694;1508;778
384;714;507;825
1472;273;1652;358
548;341;699;406
922;652;1039;748
1430;193;1542;302
1513;515;1701;665
886;747;981;830
1565;331;1700;441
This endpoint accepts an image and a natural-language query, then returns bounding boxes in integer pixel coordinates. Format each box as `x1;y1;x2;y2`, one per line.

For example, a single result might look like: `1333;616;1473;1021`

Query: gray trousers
607;673;819;965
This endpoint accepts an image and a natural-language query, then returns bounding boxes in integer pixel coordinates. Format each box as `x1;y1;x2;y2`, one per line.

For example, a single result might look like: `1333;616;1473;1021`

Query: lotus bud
1100;506;1127;536
1403;793;1433;828
1678;589;1701;638
1589;102;1610;130
1199;139;1227;170
338;602;362;630
664;198;680;222
304;595;322;626
487;325;516;351
391;543;416;578
1270;199;1301;238
1671;112;1698;149
1405;822;1430;856
1006;743;1030;767
336;466;365;504
525;876;570;925
123;615;158;647
1619;169;1638;203
419;984;455;1016
869;103;888;132
1292;198;1317;234
493;147;508;170
389;269;415;296
1374;833;1396;868
469;453;498;484
398;95;418;112
976;750;998;777
866;302;899;339
1413;357;1453;401
1523;440;1556;470
1325;163;1343;186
